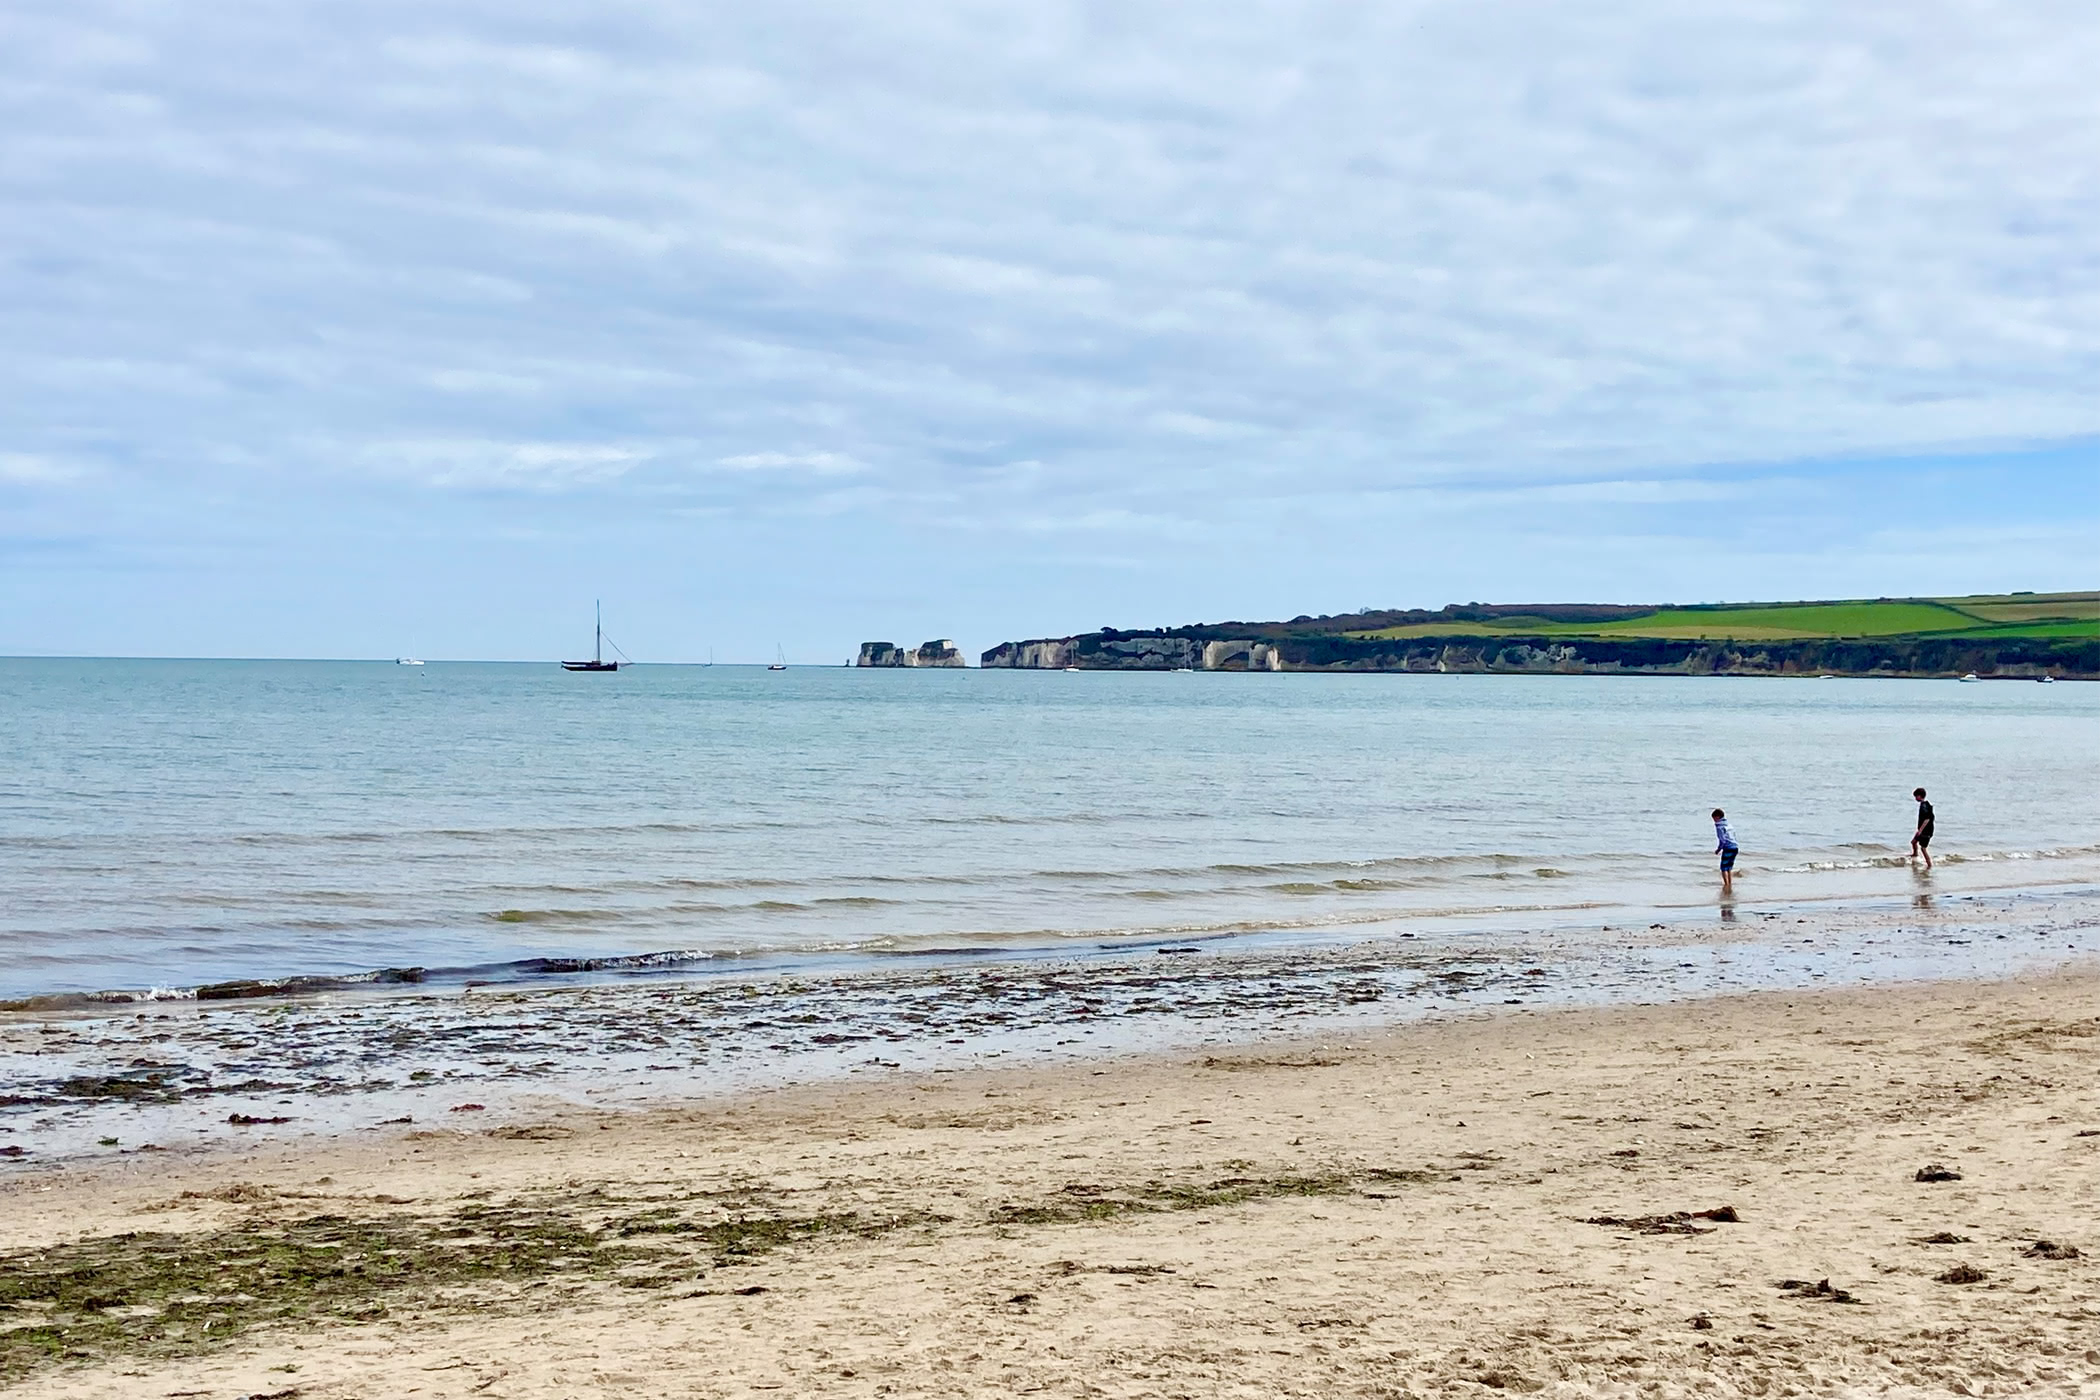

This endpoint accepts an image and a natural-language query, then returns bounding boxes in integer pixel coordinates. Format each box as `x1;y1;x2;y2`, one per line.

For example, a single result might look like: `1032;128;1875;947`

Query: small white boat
395;657;424;666
2038;674;2056;684
768;644;787;672
1958;673;1981;683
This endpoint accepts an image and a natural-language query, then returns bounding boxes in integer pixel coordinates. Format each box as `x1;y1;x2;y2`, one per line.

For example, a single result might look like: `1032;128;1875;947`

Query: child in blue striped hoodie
1712;809;1739;894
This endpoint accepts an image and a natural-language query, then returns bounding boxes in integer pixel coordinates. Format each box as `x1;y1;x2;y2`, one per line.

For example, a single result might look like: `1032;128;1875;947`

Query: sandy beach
6;964;2099;1398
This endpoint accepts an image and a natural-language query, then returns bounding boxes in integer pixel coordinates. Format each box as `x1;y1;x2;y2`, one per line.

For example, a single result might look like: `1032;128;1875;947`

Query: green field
1348;592;2100;643
1589;601;1977;639
1916;619;2100;640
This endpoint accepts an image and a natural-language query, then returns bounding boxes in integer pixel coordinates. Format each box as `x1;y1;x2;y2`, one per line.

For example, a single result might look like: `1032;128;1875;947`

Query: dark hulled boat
562;602;624;672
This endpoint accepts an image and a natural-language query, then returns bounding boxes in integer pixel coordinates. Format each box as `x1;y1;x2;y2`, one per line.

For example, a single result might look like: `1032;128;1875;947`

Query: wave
19;839;2100;943
1774;843;2100;875
0;806;1190;855
0;896;1634;1011
11;839;2100;1008
24;836;2100;921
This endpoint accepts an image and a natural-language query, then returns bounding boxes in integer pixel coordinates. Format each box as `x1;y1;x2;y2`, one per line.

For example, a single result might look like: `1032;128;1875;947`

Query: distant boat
768;645;787;672
2038;674;2056;684
1958;673;1981;683
562;602;625;672
395;657;424;666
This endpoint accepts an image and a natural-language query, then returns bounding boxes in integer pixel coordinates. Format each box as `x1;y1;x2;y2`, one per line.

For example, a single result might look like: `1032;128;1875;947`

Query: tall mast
595;600;603;664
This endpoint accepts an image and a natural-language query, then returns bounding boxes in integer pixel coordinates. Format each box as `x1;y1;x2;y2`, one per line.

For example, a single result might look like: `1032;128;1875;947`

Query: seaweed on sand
1584;1206;1740;1235
5;1160;1437;1380
0;1197;883;1384
989;1167;1430;1227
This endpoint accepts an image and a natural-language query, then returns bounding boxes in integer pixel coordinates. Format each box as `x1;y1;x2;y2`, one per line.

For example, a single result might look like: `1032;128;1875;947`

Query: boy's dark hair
1913;787;1927;799
1711;808;1725;820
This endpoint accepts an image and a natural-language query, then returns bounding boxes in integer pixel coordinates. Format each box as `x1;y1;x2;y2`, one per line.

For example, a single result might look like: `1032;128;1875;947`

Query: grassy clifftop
1333;592;2099;643
983;591;2100;676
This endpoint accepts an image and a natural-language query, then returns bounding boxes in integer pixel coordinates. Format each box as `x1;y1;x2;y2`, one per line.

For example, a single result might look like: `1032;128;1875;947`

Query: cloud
359;439;652;489
0;454;88;485
713;451;865;475
3;0;2098;655
1451;479;1752;507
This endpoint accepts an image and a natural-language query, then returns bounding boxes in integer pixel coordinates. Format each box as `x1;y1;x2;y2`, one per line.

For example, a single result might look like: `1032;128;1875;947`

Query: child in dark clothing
1911;788;1935;869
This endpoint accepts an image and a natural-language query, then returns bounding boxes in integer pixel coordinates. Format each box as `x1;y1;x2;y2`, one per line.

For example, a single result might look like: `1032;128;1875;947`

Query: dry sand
5;969;2100;1398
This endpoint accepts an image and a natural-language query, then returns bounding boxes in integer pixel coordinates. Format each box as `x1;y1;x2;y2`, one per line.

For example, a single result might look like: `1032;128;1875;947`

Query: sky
3;0;2097;663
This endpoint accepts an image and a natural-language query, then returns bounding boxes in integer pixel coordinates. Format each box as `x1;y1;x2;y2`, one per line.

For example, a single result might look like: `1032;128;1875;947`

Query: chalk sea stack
857;639;966;668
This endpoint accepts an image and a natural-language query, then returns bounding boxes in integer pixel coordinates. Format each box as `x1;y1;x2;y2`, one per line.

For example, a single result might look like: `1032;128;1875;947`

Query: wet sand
6;886;2098;1163
6;963;2100;1397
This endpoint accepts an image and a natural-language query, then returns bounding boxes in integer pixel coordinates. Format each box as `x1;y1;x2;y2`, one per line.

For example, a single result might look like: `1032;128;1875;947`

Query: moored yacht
563;602;625;672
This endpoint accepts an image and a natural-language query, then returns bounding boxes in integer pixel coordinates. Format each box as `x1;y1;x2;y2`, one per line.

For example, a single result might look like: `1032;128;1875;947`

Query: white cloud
1480;479;1751;507
0;453;87;485
361;439;651;489
427;369;541;395
2;0;2097;639
713;451;865;475
1008;507;1195;536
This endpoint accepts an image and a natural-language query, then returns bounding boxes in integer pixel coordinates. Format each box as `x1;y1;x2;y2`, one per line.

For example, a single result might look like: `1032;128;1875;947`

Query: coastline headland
982;590;2100;676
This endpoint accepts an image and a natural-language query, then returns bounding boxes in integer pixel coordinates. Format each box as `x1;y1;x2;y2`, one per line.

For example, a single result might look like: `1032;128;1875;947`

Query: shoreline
6;966;2100;1396
8;852;2097;1012
5;884;2098;1167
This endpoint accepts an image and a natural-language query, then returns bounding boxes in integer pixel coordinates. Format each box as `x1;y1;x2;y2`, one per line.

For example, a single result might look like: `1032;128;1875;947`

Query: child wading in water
1910;787;1935;869
1712;808;1739;894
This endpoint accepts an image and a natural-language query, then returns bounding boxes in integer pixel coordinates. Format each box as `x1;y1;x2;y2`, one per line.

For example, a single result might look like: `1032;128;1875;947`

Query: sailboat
562;602;625;672
768;645;788;672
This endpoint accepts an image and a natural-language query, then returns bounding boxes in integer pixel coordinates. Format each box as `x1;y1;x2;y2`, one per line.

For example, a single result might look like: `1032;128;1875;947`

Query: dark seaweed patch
1585;1206;1739;1235
0;1196;886;1384
2023;1240;2081;1260
990;1167;1423;1227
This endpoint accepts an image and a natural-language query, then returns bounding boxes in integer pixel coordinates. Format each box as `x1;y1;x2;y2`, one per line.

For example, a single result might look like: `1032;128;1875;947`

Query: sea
5;658;2098;1002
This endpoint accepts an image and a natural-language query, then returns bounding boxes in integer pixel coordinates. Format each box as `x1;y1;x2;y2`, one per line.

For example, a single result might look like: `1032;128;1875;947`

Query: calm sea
3;659;2097;999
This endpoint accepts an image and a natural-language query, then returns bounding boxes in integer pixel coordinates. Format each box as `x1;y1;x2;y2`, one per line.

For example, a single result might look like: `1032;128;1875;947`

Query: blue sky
4;1;2097;662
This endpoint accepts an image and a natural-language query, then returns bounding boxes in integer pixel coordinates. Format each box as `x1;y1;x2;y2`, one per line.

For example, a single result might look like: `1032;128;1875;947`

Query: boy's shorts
1719;847;1738;872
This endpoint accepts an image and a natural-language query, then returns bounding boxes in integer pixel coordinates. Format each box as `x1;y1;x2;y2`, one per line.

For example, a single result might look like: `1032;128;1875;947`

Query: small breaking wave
0;895;1637;1010
1775;842;2100;875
